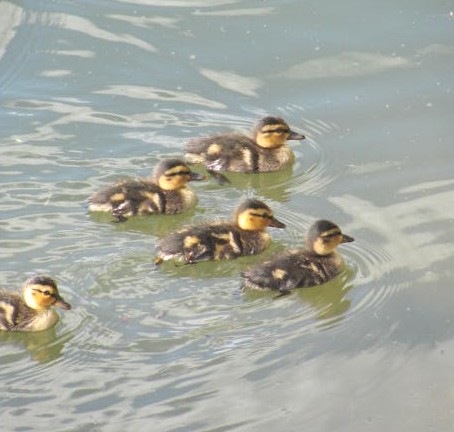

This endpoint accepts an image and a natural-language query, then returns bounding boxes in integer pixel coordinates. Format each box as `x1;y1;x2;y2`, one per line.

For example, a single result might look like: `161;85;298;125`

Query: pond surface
1;1;453;431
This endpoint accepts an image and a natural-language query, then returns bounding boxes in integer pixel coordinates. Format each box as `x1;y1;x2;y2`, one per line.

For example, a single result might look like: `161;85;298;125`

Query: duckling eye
32;288;52;296
250;212;272;219
320;233;339;243
263;128;289;135
165;171;190;179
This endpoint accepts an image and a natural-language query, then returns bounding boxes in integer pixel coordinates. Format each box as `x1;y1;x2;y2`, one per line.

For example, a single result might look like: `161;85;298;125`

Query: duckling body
185;116;305;174
0;276;71;332
89;159;204;221
155;198;286;264
242;220;354;293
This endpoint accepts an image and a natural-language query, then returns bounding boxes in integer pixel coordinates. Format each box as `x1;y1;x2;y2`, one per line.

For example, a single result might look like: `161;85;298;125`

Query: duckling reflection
88;158;205;222
155;198;286;265
0;275;71;332
242;220;354;294
0;326;68;363
210;165;295;203
243;270;354;325
185;116;305;184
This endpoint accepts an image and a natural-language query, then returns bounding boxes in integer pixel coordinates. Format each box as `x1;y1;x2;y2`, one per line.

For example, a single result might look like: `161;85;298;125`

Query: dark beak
269;217;286;229
341;234;355;243
288;130;305;140
189;172;206;181
54;295;72;310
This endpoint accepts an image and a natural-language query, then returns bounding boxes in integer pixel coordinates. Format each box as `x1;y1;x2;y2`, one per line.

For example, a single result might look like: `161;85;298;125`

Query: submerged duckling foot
206;169;231;185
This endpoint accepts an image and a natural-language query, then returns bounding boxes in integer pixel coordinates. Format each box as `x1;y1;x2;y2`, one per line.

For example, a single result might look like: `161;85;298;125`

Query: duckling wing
243;252;339;292
89;179;166;216
0;292;27;330
185;134;258;172
156;223;243;263
242;253;305;292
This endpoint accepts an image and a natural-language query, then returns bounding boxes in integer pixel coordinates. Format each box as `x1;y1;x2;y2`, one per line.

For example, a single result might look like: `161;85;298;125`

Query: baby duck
89;158;205;222
0;275;71;332
155;198;286;264
185;116;305;182
241;220;354;294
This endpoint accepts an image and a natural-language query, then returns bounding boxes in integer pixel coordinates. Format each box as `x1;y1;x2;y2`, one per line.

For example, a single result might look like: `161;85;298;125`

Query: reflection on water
0;327;70;363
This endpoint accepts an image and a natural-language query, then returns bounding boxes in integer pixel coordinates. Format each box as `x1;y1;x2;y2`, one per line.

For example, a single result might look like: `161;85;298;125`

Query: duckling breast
237;230;271;255
164;188;197;214
256;145;294;172
24;309;60;332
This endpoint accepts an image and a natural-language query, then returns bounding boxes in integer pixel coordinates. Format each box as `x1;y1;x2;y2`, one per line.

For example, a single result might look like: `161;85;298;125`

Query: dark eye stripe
32;288;54;297
262;128;290;135
250;212;273;219
165;170;191;177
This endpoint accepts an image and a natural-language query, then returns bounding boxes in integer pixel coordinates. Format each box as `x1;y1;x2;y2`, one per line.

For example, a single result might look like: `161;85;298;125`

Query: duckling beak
269;217;286;229
341;234;355;243
288;130;305;140
54;296;72;310
189;172;206;181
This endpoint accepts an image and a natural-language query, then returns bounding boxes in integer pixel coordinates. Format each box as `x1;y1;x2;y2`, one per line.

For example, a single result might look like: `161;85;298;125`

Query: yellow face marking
272;268;287;280
255;123;290;148
158;165;192;190
237;208;273;231
313;235;342;256
183;235;200;248
207;143;222;155
23;284;58;310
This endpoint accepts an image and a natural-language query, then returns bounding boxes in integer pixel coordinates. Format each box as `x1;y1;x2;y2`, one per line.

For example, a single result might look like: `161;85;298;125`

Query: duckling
155;198;286;264
88;159;205;222
185;116;305;183
241;220;354;294
0;275;71;332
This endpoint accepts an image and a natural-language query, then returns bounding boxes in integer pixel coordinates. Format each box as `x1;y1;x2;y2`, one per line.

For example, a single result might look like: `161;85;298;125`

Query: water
1;0;453;431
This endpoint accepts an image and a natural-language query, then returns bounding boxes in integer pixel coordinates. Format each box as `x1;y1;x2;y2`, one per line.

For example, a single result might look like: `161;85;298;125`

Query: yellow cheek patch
313;237;340;255
237;210;270;230
272;268;287;280
207;143;222;155
184;235;200;248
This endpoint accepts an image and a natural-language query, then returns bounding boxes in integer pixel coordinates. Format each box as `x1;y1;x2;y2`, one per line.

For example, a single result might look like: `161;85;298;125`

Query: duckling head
254;116;305;149
22;275;71;311
307;220;354;256
236;198;286;231
154;159;205;191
